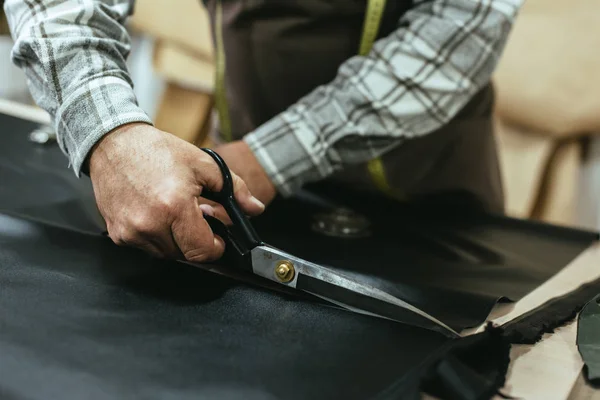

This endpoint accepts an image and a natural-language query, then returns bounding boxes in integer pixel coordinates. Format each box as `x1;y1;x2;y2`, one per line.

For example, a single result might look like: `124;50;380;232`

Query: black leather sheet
252;191;598;331
0;112;598;399
0;114;104;234
0;212;450;399
1;113;597;332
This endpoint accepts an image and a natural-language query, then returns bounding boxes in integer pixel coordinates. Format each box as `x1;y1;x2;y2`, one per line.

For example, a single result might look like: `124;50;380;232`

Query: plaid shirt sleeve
244;0;523;197
4;0;152;176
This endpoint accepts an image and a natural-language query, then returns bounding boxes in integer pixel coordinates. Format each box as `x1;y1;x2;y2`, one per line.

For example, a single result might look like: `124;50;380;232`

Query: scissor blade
250;245;459;338
296;273;458;337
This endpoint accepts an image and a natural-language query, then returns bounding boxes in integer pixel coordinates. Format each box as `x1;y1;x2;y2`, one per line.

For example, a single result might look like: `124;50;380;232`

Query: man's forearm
244;0;523;197
4;0;152;176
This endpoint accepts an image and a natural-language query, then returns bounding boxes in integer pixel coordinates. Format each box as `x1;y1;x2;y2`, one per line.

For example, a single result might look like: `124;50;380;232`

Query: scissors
199;148;459;338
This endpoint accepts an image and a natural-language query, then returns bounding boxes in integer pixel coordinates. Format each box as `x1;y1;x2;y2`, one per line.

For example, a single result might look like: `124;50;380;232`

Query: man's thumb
231;173;265;216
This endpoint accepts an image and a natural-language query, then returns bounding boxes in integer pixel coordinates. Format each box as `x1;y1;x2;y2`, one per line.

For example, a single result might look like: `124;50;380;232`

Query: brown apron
203;0;505;213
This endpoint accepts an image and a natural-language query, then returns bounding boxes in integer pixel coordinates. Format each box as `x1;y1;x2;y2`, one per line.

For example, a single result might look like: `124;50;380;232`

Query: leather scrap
577;294;600;386
2;111;600;399
399;277;600;399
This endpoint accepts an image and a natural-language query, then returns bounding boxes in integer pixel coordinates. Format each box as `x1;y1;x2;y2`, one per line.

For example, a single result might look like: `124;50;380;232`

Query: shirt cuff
243;109;334;197
54;76;153;177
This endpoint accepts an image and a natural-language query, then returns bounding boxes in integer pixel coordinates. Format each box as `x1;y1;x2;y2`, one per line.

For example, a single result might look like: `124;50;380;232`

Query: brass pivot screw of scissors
275;261;295;283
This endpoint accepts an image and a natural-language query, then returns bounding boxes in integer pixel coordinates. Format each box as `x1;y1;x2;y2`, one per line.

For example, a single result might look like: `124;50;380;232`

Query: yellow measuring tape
358;0;386;56
215;0;402;199
214;1;232;143
359;0;405;200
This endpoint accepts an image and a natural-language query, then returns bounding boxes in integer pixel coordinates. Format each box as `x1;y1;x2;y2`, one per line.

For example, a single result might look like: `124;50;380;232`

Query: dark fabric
10;210;595;400
0;112;597;333
251;187;599;330
422;329;511;400
0;113;448;400
0;212;451;400
0;115;104;235
391;276;600;400
1;111;599;399
578;294;600;386
502;278;600;346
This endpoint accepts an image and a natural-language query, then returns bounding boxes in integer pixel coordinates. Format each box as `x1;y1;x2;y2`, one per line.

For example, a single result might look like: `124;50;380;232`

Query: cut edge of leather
373;275;600;400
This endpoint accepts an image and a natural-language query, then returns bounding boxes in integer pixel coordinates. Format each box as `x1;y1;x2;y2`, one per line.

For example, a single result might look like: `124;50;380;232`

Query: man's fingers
146;233;185;260
171;201;225;263
136;242;170;260
231;173;265;216
198;199;232;225
198;203;216;217
108;229;169;259
105;195;225;263
194;151;264;217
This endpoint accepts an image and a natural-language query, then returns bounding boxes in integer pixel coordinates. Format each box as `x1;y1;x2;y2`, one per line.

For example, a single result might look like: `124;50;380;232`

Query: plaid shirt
5;0;522;196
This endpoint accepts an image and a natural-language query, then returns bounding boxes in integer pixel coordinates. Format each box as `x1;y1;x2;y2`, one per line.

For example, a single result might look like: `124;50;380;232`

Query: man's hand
88;123;265;262
213;141;277;206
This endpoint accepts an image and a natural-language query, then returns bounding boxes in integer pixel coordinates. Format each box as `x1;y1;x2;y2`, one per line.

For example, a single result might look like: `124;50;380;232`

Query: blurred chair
492;0;600;227
128;0;215;146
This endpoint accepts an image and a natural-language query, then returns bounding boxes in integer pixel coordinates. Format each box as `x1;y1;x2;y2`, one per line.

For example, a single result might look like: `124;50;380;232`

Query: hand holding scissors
199;148;459;337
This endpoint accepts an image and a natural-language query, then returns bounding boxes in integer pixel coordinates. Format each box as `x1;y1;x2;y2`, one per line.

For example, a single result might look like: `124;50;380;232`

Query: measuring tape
358;0;386;56
214;0;403;199
358;0;406;200
214;1;232;143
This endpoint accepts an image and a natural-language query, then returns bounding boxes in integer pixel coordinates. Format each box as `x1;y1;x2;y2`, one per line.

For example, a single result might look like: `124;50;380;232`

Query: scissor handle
202;148;235;201
200;148;262;253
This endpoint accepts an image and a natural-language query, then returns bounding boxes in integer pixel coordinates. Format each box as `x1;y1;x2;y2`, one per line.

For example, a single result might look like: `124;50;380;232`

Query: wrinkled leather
253;188;598;330
1;111;597;331
0;115;104;234
0;112;597;399
2;111;596;331
0;212;451;400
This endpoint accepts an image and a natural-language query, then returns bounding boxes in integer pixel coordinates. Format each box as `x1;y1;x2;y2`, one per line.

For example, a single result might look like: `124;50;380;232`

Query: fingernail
199;204;215;217
214;236;224;249
250;196;265;210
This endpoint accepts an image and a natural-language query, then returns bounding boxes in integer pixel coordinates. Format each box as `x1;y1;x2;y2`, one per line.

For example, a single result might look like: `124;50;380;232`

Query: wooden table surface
1;99;599;399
